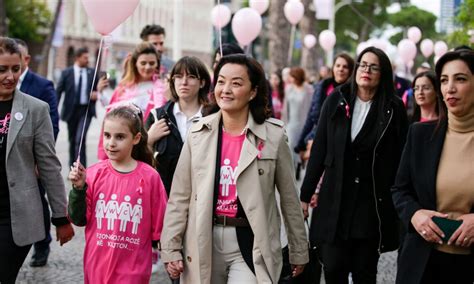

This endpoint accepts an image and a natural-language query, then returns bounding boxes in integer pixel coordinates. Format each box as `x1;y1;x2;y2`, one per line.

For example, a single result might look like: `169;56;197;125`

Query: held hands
448;213;474;247
147;118;171;146
68;160;86;190
56;223;75;246
411;209;448;244
301;202;309;219
309;193;319;208
165;260;184;280
291;264;305;277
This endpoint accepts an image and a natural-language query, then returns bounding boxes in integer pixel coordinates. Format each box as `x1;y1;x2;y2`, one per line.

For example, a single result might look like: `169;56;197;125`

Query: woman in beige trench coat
160;54;309;283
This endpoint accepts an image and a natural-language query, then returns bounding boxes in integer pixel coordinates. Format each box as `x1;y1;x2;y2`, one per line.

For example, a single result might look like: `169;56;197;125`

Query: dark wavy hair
410;71;442;123
104;105;154;166
206;54;271;124
169;56;211;105
0;37;22;57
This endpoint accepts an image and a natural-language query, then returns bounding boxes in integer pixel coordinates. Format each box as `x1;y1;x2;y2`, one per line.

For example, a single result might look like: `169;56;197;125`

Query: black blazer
20;70;59;140
391;120;473;284
56;66;96;122
301;83;408;253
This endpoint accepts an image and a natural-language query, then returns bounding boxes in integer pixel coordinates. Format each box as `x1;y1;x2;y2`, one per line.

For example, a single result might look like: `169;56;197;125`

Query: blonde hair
120;42;160;87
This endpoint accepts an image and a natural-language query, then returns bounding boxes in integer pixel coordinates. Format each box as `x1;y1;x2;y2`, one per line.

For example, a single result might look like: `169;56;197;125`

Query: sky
410;0;441;17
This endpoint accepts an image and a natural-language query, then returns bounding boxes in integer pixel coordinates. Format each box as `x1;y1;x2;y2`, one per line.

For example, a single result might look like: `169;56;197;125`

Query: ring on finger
422;230;427;235
464;237;469;243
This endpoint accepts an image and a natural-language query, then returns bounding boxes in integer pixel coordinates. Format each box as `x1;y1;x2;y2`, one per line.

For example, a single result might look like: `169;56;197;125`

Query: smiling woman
97;42;167;160
0;37;74;283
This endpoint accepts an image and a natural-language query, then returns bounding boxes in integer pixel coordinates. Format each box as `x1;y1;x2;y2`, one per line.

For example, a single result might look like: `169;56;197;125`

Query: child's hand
165;260;184;279
69;161;86;189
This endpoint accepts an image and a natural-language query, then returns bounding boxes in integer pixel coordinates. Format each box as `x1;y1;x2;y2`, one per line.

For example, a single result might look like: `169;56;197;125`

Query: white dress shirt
73;64;88;105
172;103;202;142
351;97;373;141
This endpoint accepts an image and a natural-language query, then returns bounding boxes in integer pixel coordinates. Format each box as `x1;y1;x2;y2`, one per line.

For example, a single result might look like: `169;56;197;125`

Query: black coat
391;120;474;284
144;101;184;196
300;83;408;253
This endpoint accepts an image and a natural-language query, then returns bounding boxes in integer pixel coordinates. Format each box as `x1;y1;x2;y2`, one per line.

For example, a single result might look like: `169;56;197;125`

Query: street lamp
327;0;363;65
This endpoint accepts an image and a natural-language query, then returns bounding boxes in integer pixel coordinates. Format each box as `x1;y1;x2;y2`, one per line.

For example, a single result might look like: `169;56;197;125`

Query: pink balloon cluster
211;4;232;29
284;0;305;25
231;8;262;46
81;0;140;35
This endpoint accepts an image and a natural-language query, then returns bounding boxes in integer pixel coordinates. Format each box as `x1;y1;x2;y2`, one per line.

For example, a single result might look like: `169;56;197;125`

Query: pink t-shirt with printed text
83;160;167;284
215;131;245;217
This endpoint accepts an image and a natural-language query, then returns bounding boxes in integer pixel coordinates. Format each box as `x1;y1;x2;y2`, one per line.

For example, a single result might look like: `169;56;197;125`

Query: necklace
222;125;248;136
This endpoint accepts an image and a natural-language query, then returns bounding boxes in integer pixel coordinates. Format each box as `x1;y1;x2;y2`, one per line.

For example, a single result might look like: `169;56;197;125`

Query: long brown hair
104;105;154;166
121;42;160;87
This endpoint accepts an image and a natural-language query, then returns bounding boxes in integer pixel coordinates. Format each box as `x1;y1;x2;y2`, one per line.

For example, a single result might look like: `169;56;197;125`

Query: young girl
68;105;167;283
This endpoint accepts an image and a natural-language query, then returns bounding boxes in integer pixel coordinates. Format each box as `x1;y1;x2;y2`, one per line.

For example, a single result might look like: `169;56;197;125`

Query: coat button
378;198;383;202
258;169;264;175
187;256;192;262
354;177;360;184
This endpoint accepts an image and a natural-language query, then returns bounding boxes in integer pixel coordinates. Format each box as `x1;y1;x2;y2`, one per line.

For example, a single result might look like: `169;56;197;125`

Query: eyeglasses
356;63;381;73
413;85;433;92
172;74;199;83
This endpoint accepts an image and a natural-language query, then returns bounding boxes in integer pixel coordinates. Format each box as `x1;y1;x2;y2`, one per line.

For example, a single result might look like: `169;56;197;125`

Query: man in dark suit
15;38;60;267
56;47;97;167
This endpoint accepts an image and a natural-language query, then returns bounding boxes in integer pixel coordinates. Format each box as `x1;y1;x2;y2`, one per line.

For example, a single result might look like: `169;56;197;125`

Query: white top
17;67;29;90
73;64;88;105
172;103;202;142
351;97;373;141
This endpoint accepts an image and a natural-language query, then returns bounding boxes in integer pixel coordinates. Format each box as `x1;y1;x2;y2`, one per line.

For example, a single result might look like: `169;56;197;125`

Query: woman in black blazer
300;47;408;284
392;50;474;284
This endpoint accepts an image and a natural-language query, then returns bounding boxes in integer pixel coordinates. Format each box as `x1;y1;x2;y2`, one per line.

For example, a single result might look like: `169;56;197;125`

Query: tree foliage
5;0;52;42
447;0;474;48
387;5;438;45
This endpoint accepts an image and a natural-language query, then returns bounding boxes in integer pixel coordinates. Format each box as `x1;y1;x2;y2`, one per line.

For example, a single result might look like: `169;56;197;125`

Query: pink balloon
407;27;422;43
367;38;388;51
81;0;140;35
284;0;305;25
318;30;336;52
357;41;369;55
397;39;417;64
407;60;414;69
434;41;448;57
250;0;270;15
420;39;434;58
211;4;232;29
232;8;262;46
303;34;317;49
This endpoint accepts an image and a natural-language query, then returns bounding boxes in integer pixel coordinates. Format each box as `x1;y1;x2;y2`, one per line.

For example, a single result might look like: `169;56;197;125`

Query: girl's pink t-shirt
83;160;167;284
215;131;245;217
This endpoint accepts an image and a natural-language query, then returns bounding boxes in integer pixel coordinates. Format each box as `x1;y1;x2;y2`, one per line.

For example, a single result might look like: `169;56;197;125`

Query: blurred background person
301;47;408;284
410;71;441;123
270;70;284;120
392;49;474;284
317;65;331;82
97;42;167;160
416;62;432;75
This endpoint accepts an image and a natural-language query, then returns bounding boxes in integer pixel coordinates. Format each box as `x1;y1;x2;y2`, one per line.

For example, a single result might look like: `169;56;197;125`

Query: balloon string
76;36;104;164
218;0;223;57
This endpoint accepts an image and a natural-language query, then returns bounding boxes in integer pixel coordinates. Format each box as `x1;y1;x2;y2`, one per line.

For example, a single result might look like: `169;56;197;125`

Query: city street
16;105;397;283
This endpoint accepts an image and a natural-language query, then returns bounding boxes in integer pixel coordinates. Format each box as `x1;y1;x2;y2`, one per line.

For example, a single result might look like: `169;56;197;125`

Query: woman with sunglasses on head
392;50;474;284
410;71;441;123
97;42;167;160
300;47;408;284
160;54;308;283
145;56;211;196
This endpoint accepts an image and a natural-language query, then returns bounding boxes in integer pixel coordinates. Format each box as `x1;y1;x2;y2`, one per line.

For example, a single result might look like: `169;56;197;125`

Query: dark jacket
56;66;96;122
144;101;183;196
391;120;474;284
295;78;335;152
300;83;408;253
20;70;59;140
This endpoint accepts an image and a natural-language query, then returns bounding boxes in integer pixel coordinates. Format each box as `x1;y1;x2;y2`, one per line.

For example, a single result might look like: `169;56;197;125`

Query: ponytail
104;105;154;167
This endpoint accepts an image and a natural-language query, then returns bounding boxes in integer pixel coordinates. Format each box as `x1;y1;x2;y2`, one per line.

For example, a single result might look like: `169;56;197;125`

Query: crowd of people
0;21;473;284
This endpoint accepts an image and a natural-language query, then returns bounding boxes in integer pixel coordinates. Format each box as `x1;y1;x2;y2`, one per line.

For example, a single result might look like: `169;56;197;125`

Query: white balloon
211;4;231;29
407;27;422;43
318;30;336;52
367;38;388;51
357;41;369;55
407;60;414;69
303;34;317;49
397;39;417;64
434;41;448;57
284;0;304;25
249;0;270;15
420;39;434;58
231;8;262;46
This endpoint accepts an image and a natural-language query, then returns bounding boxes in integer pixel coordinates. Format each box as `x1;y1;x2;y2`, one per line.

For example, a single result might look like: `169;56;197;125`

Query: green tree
387;5;438;45
5;0;52;43
447;0;474;48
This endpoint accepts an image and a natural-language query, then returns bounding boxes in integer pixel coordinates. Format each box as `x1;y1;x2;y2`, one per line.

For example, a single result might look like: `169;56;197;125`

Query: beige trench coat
160;111;309;283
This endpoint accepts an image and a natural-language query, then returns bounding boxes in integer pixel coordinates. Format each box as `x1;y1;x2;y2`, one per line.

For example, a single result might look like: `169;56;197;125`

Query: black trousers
421;249;474;284
0;224;32;284
67;105;92;167
33;181;52;252
318;238;380;284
